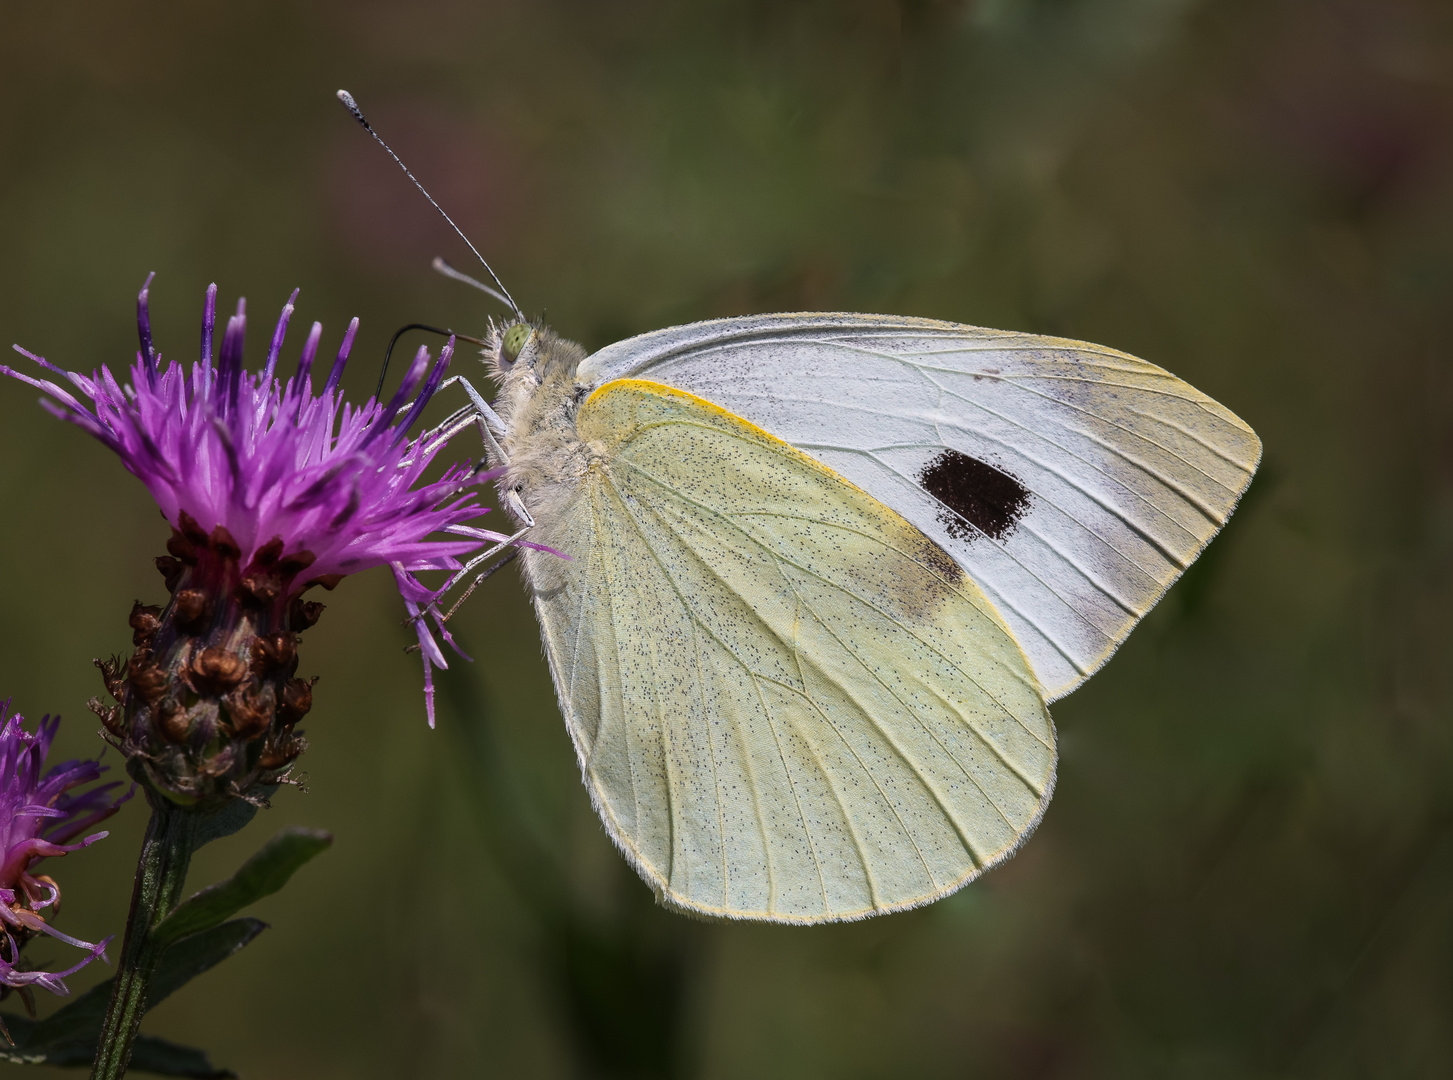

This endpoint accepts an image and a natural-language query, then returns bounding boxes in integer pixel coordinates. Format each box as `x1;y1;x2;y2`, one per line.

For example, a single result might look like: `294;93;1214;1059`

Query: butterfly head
500;322;532;368
485;319;536;378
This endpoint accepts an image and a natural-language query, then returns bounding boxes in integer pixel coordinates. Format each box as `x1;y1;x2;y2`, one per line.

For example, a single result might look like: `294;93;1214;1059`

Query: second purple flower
0;702;128;1005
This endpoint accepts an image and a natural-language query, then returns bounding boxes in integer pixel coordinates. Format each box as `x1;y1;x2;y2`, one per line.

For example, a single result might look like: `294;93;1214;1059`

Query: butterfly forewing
523;379;1055;923
579;314;1262;701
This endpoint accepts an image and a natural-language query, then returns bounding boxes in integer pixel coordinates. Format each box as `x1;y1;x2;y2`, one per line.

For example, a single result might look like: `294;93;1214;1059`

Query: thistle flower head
5;275;491;602
3;278;511;804
0;702;129;998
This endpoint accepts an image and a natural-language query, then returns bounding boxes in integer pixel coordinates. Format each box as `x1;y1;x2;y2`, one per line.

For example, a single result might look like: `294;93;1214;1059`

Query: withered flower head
4;278;511;806
0;702;129;1000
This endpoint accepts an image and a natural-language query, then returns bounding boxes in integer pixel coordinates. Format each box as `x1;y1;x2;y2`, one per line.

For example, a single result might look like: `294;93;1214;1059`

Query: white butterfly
335;88;1260;924
441;311;1260;924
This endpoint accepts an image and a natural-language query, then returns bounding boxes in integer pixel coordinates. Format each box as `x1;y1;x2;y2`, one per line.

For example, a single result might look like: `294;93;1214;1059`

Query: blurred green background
2;0;1451;1076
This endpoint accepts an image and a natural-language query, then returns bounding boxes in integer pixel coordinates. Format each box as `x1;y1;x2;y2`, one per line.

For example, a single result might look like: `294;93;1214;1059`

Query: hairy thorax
488;326;599;538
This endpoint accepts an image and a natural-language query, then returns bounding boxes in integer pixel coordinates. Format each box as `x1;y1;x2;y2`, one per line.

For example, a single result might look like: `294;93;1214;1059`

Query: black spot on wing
918;450;1030;542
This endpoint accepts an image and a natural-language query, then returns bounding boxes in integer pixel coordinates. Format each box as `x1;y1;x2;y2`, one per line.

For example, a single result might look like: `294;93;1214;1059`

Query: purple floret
0;702;130;997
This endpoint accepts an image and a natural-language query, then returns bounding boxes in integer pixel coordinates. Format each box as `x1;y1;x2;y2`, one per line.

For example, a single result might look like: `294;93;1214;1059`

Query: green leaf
126;1033;236;1077
153;826;331;947
148;918;268;1007
0;1017;231;1076
21;977;110;1050
12;815;306;1068
21;919;266;1053
191;798;259;851
0;1013;44;1063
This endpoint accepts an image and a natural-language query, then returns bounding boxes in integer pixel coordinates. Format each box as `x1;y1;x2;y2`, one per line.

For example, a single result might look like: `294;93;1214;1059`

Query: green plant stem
89;796;198;1080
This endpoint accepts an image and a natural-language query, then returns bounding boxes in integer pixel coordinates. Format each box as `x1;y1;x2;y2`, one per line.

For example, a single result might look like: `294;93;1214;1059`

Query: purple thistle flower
2;278;513;804
0;702;130;1000
5;277;497;675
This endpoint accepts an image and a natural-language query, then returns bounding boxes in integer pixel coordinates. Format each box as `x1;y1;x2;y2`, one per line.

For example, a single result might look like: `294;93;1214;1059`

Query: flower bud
97;521;325;807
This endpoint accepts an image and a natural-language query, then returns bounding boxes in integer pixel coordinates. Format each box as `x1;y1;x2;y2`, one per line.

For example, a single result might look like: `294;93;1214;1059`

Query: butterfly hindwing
523;379;1055;923
580;314;1262;701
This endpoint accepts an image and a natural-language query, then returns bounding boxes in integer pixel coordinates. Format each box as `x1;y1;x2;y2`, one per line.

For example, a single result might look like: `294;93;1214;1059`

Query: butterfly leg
504;486;534;528
423;375;538;613
438;525;532;620
440;548;520;621
417;406;483;455
430;374;511;466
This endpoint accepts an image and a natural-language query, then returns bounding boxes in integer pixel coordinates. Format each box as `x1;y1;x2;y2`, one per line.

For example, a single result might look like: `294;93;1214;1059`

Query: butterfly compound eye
501;323;532;366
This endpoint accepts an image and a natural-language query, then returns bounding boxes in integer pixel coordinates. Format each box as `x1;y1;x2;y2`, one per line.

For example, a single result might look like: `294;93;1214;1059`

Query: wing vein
610;455;1054;760
784;636;892;905
749;671;831;911
792;582;1040;825
605;481;683;889
968;373;1248;501
688;602;730;903
925;373;1222;541
616;454;1049;742
590;482;648;861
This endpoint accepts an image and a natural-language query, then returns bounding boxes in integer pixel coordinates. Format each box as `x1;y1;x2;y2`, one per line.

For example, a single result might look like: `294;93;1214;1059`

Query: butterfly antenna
432;257;512;308
336;89;524;322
